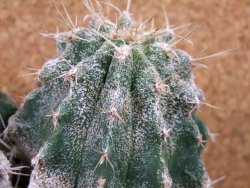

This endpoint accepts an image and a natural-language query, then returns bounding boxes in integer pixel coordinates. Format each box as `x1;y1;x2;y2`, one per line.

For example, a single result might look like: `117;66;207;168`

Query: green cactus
0;92;17;133
5;3;212;188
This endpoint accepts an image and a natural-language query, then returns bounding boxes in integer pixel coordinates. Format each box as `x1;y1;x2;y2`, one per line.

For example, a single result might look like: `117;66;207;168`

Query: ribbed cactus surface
5;5;211;188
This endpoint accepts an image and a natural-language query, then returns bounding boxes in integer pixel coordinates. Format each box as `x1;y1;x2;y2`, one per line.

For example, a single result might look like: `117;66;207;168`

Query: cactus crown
5;1;212;187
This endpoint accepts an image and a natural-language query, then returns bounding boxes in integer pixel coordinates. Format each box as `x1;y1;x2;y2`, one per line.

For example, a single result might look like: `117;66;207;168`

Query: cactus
4;2;212;188
0;92;17;133
0;151;12;188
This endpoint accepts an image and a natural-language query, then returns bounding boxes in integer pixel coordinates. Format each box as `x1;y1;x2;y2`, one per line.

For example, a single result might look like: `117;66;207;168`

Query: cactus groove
4;2;212;188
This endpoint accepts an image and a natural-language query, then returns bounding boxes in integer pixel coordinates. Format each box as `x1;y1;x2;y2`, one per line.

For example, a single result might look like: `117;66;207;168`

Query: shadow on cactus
0;92;17;133
0;92;32;187
3;0;220;187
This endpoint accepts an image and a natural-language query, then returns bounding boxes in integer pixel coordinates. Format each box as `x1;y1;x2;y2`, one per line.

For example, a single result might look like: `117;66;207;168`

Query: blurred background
0;0;249;187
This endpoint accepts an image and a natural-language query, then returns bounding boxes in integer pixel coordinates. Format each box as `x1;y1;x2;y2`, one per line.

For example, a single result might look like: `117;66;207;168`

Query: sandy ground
0;0;249;187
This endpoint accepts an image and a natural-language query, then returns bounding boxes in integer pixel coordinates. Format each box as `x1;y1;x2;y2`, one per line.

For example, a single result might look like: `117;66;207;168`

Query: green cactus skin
5;7;212;188
0;92;17;132
5;29;104;159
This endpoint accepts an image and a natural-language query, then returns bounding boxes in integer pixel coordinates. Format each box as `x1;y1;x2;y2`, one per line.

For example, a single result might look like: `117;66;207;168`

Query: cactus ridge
5;3;211;188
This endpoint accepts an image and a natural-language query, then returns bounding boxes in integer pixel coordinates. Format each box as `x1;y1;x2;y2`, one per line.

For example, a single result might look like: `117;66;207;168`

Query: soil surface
0;0;249;187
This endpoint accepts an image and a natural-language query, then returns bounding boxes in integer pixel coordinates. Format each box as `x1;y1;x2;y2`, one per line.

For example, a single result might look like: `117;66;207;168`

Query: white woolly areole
114;45;131;60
